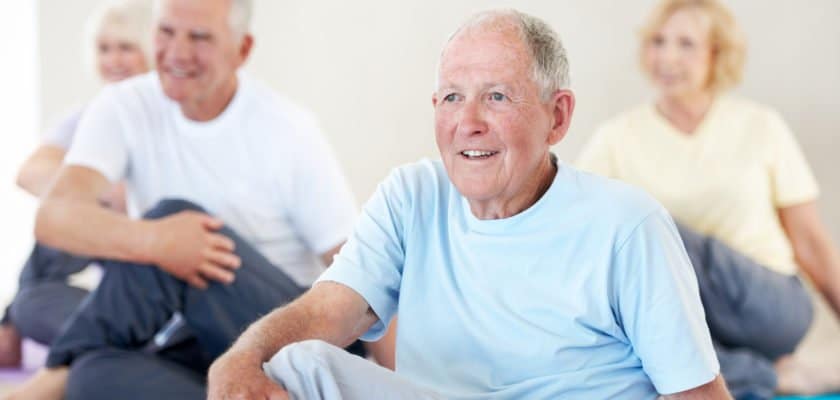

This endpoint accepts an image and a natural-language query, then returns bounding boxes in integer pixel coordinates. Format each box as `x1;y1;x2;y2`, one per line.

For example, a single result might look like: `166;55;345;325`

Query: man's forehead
440;31;529;75
442;24;527;61
156;0;230;25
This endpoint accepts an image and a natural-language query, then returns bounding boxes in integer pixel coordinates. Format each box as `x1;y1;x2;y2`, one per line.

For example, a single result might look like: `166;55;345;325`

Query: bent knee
266;340;339;377
142;198;207;219
274;339;336;363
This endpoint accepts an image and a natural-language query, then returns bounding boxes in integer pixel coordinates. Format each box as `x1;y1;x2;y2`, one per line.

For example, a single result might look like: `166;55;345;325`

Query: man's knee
142;198;207;220
266;340;337;377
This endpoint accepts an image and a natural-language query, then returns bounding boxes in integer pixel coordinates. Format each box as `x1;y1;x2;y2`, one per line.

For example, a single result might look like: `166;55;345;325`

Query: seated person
577;0;840;398
208;9;731;400
8;0;383;399
0;0;151;367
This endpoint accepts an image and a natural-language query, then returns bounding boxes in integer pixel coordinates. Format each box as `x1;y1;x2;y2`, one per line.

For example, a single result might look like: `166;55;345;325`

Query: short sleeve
765;111;820;207
286;114;358;255
64;86;130;183
612;209;719;395
41;108;83;150
576;123;619;178
315;169;408;341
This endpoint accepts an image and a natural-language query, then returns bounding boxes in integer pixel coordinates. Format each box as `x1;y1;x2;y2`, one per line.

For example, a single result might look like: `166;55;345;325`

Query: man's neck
180;75;239;122
468;154;557;220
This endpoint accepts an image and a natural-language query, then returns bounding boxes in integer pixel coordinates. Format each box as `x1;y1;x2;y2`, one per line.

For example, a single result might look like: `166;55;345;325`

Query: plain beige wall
37;0;839;238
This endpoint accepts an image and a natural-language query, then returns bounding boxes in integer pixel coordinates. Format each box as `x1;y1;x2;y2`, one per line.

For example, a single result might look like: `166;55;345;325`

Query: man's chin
161;85;190;103
452;180;499;203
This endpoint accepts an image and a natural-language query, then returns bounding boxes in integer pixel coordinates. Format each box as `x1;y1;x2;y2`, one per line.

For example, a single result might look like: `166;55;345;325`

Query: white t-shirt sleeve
612;209;720;395
287;116;358;256
316;169;408;341
64;86;130;183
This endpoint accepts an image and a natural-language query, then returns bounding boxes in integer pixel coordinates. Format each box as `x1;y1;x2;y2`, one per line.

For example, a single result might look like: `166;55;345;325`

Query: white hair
438;9;571;100
228;0;253;37
153;0;253;37
84;0;154;76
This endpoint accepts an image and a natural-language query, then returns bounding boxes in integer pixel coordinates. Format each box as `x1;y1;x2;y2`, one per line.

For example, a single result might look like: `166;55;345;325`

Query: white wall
37;0;840;239
0;2;39;299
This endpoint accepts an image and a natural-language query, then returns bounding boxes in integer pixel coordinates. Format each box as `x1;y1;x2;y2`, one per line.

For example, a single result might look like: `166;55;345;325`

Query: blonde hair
84;0;154;78
639;0;746;92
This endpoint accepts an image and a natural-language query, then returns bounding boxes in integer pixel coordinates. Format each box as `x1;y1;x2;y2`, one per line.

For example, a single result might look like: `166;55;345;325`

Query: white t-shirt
65;71;357;286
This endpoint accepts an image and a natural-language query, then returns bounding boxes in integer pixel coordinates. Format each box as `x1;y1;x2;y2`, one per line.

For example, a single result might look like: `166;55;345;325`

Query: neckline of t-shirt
460;155;564;234
647;95;727;142
171;73;249;137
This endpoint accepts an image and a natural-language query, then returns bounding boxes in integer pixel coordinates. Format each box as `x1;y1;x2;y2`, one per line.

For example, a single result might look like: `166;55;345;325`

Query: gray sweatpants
265;340;443;400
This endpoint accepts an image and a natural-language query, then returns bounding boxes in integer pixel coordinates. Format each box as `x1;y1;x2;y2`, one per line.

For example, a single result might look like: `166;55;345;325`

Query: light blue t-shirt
318;159;719;399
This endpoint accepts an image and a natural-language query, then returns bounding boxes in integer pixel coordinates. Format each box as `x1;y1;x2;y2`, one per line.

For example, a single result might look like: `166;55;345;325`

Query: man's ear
547;89;575;145
238;33;254;65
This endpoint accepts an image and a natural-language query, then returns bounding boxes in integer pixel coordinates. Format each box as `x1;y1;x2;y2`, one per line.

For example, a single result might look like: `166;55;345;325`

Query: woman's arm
779;202;840;317
15;145;66;197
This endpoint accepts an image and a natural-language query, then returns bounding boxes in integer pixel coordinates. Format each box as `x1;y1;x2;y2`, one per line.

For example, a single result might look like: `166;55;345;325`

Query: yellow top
577;95;819;275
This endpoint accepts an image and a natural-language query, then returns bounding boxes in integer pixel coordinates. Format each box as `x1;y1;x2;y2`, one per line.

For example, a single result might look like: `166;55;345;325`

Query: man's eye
490;92;507;101
443;93;458;102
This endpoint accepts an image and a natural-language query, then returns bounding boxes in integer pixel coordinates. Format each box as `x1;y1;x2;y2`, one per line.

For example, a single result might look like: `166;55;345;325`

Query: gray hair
153;0;253;37
439;9;571;100
228;0;253;37
84;0;154;78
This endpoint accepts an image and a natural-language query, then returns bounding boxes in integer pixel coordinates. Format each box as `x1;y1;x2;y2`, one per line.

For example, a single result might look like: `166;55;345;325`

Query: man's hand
208;350;288;400
143;210;241;288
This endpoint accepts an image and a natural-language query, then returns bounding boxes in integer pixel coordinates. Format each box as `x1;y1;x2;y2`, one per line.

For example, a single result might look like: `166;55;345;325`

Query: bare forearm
17;165;57;197
798;238;840;316
779;203;840;316
230;302;322;363
228;283;375;363
35;196;150;262
15;148;64;197
662;375;731;399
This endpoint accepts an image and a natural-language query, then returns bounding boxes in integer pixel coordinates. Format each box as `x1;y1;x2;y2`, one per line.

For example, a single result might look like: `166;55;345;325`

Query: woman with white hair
578;0;840;398
0;0;152;368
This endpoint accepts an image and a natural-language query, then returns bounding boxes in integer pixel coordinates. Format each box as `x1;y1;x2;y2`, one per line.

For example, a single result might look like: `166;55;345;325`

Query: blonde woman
0;0;152;367
578;0;840;398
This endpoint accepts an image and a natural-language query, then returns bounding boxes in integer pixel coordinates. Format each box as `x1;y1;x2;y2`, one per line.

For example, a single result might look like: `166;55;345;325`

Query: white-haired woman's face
643;8;714;100
96;34;149;83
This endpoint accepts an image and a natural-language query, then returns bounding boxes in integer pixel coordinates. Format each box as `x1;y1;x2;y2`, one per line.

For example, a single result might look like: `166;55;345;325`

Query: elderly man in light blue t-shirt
208;9;731;400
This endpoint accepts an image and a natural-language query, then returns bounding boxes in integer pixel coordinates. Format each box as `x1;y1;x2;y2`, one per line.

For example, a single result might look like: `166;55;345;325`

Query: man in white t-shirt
9;1;361;399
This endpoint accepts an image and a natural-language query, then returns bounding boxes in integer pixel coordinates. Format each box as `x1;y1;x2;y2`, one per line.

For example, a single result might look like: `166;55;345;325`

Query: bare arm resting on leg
779;202;840;317
37;165;241;288
208;281;378;400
